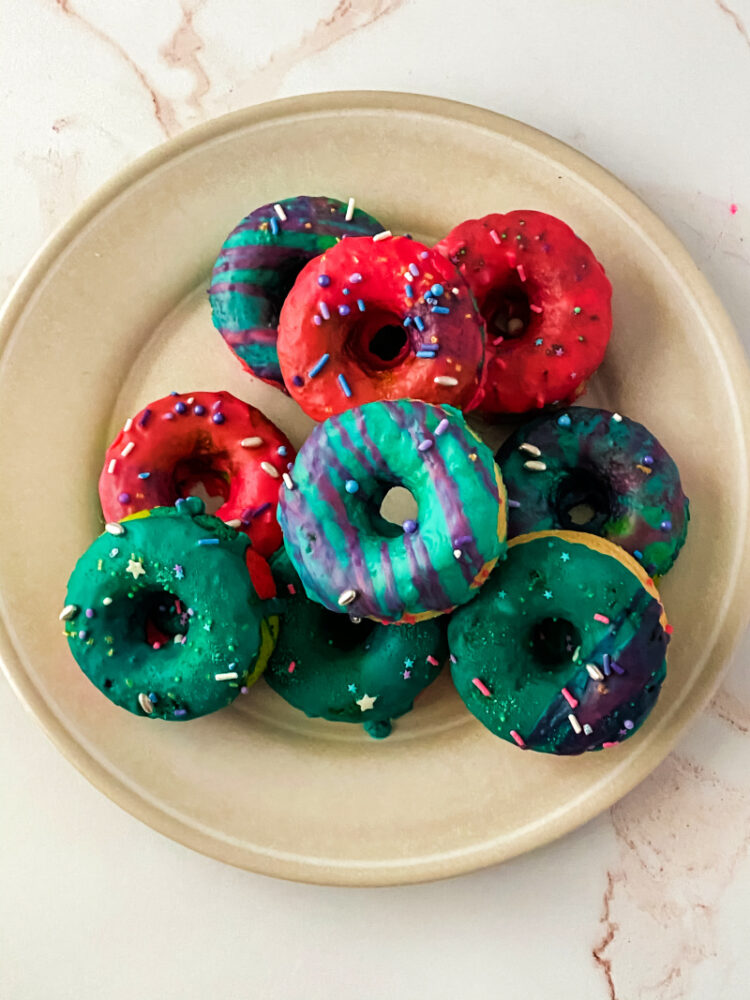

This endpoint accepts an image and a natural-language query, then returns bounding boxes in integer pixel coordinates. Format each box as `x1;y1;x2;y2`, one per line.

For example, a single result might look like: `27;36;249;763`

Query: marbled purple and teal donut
449;531;671;754
278;399;507;624
496;406;689;577
209;196;384;391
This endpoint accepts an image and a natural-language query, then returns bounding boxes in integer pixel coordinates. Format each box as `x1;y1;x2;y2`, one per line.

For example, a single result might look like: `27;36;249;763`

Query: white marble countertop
2;2;749;998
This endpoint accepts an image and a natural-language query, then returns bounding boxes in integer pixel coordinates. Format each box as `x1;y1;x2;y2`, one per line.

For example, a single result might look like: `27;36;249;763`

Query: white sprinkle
451;287;460;295
102;597;113;606
215;671;239;681
273;202;287;221
586;663;604;680
121;441;135;458
138;693;154;715
519;442;541;457
583;723;593;735
186;397;194;404
572;645;581;662
225;518;242;529
173;633;184;644
123;417;133;432
59;604;79;621
612;413;623;422
345;197;355;221
107;459;116;474
105;522;125;536
524;460;547;472
282;472;294;490
453;548;462;559
434;375;459;387
260;461;279;478
568;713;583;734
372;230;392;242
338;589;357;606
241;436;264;448
507;318;525;334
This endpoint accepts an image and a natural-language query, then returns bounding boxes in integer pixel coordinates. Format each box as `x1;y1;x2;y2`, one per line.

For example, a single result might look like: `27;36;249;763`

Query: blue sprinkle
557;414;571;427
345;479;359;494
416;350;437;358
602;653;611;676
138;472;151;479
174;709;187;718
643;455;654;465
338;304;351;316
277;445;288;456
403;519;417;533
633;549;643;560
414;316;425;332
148;692;159;704
308;353;330;378
169;390;178;396
357;299;366;312
405;283;415;298
431;306;450;314
535;338;543;346
317;274;331;287
269;217;279;236
430;283;444;296
409;263;420;277
342;287;350;295
292;374;304;387
403;316;412;327
337;373;352;398
138;408;152;426
425;295;437;305
197;538;220;546
193;404;205;416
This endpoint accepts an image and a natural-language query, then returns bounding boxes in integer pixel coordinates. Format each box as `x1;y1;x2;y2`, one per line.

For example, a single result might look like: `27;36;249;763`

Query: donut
98;390;295;558
278;399;507;624
264;550;446;738
209;196;384;391
435;210;612;414
276;234;486;421
496;406;689;577
448;530;670;754
60;498;278;721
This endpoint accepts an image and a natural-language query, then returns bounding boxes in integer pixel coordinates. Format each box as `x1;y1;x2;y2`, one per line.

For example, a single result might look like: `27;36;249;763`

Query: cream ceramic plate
1;93;749;886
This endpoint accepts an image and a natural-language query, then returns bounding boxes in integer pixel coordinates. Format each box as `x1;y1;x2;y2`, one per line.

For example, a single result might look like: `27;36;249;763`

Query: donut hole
327;615;377;652
271;256;311;318
555;469;613;532
174;456;230;516
483;285;531;338
347;308;411;371
132;589;189;647
529;617;582;670
379;486;419;528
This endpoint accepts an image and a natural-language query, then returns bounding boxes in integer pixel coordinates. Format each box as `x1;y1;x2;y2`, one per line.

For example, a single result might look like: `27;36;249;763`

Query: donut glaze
449;531;670;754
209;196;383;391
435;210;612;414
264;550;446;738
276;235;485;421
99;391;294;558
61;498;278;721
496;406;689;577
278;399;507;624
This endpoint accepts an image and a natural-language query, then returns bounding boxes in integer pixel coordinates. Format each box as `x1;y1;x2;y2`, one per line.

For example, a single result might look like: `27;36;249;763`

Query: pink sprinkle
287;583;296;595
489;229;501;245
516;264;527;282
288;661;296;673
602;741;619;748
449;653;457;664
472;677;491;696
492;335;504;345
426;654;439;666
561;687;578;708
174;599;182;614
730;203;738;214
152;642;161;650
529;303;543;313
665;624;674;635
593;613;610;624
509;729;526;748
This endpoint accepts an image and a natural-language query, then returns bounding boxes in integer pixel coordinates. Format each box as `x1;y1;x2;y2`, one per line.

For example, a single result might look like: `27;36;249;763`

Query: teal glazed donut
60;498;279;721
209;196;384;391
278;399;507;624
496;406;689;576
449;531;670;754
264;550;446;738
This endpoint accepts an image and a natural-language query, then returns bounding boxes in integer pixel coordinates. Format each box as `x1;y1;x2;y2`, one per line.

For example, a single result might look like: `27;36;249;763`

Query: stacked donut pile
61;196;689;754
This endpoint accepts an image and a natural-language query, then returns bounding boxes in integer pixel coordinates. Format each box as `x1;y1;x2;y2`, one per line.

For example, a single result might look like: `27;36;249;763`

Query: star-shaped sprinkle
402;669;412;679
126;558;145;579
543;590;553;599
173;564;184;579
404;657;414;669
356;693;377;712
560;552;570;562
498;590;507;599
347;683;357;693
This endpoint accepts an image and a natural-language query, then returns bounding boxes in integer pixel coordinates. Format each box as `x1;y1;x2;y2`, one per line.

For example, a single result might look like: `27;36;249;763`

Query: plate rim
1;90;749;886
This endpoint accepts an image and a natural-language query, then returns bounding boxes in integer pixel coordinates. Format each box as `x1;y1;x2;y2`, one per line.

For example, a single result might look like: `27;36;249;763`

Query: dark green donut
264;550;446;738
61;497;278;720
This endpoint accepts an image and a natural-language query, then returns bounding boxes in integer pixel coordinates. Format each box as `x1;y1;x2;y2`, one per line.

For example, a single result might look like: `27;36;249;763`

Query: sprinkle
643;455;654;466
665;624;674;635
402;519;417;533
372;230;392;242
568;713;583;734
405;283;415;299
292;374;304;387
138;472;150;479
489;229;501;244
197;538;219;546
561;687;578;708
586;663;604;680
516;264;527;282
118;441;135;460
319;301;330;320
434;375;458;387
261;461;279;478
583;723;593;736
349;272;362;283
212;412;225;424
78;630;88;640
507;498;521;508
338;589;357;606
431;305;450;314
269;216;280;236
193;404;205;415
472;677;492;696
428;283;443;298
337;373;352;398
624;719;634;730
602;741;619;749
434;418;449;436
338;303;350;316
282;472;294;489
453;548;463;559
345;479;359;494
611;660;625;675
215;671;239;681
407;263;419;279
117;492;131;504
612;413;623;422
252;502;271;518
543;590;553;600
107;459;116;475
519;442;541;457
636;464;652;475
730;203;739;214
557;414;571;427
126;558;145;579
419;250;429;259
534;338;543;346
524;460;547;472
174;401;187;414
357;298;366;312
59;604;79;621
633;549;643;559
413;315;425;332
138;408;151;427
122;417;133;433
173;709;187;718
509;730;526;748
416;350;437;358
418;439;434;452
573;306;582;315
403;316;412;327
173;564;184;579
317;274;331;287
560;552;570;562
273;202;287;221
288;661;296;673
530;304;543;313
241;436;263;448
593;613;610;624
426;655;440;666
344;196;355;221
660;519;672;531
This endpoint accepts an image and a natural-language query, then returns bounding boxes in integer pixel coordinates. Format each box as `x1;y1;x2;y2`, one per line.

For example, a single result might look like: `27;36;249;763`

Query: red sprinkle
287;583;296;595
665;624;674;635
602;741;619;748
426;654;439;666
288;661;296;673
509;729;526;748
561;687;578;708
593;613;610;624
472;677;491;696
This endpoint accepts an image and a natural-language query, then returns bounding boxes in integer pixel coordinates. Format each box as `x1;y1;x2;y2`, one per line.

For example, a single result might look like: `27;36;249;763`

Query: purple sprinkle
602;653;611;676
193;404;205;415
174;401;187;414
313;314;322;326
643;455;654;465
317;274;331;287
292;374;304;387
418;342;438;352
434;418;449;436
252;502;271;518
85;608;95;618
611;660;625;675
450;653;457;664
623;719;634;730
419;250;429;259
660;520;672;531
319;301;330;320
174;709;187;717
418;439;434;452
241;507;254;521
507;499;521;508
349;272;362;283
118;492;131;504
164;412;175;421
78;630;88;640
309;353;330;378
338;304;351;316
454;534;472;546
409;263;420;277
357;299;366;312
240;686;249;695
138;408;151;427
403;519;417;534
212;412;225;424
337;373;352;398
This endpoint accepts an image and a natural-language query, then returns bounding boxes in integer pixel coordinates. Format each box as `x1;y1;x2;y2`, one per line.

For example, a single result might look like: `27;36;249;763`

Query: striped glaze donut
276;234;486;421
278;399;507;624
99;391;294;558
435;210;612;414
209;196;384;392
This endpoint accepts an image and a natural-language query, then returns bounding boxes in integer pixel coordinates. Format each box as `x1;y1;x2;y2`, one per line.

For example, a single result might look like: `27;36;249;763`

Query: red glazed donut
276;235;485;421
435;211;612;414
98;391;294;557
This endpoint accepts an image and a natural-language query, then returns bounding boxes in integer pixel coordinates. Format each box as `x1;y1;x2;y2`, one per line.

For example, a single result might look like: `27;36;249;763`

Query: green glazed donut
264;550;446;738
61;497;278;720
449;531;670;754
